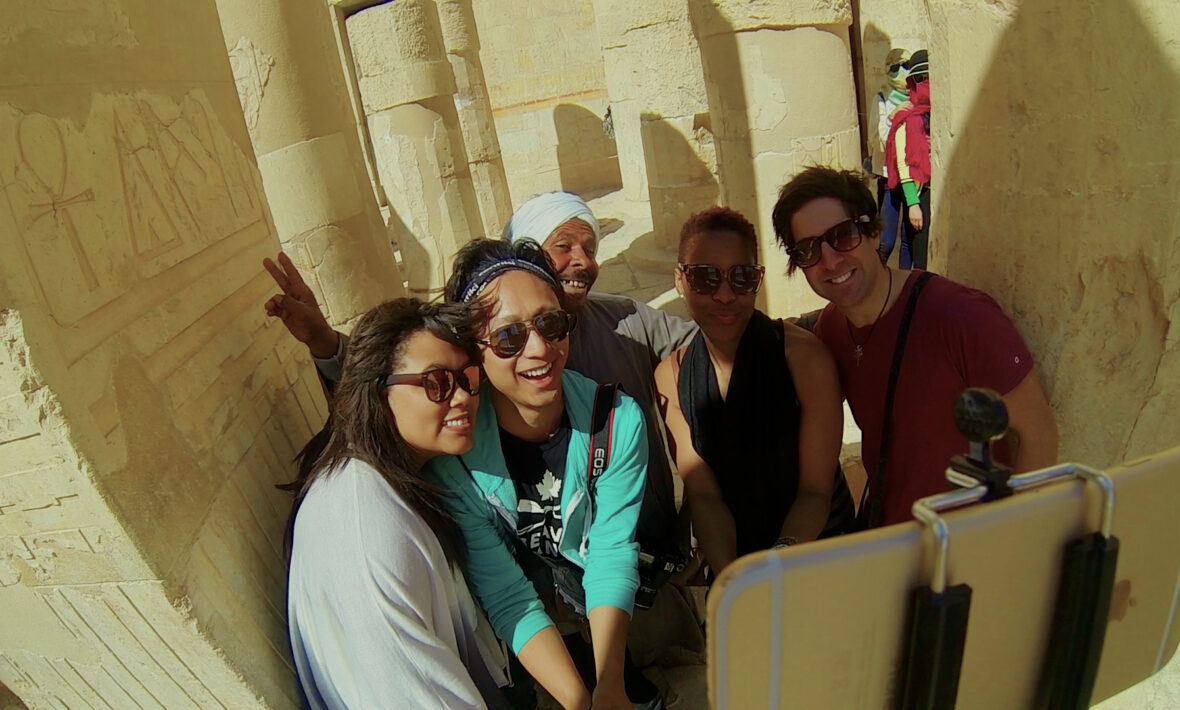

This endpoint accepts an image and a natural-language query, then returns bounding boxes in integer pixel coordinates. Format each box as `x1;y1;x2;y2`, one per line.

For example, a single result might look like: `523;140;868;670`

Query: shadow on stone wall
640;110;719;249
687;1;759;231
554;103;622;195
935;0;1180;468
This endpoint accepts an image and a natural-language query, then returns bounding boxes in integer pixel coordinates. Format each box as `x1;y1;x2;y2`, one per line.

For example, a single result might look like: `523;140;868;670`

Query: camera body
634;550;686;610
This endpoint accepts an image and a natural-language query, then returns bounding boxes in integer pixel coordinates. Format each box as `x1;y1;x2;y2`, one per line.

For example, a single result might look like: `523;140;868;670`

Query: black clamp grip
948;388;1013;501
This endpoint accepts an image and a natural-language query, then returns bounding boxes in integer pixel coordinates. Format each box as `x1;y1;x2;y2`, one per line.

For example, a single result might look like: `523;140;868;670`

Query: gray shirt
566;293;698;550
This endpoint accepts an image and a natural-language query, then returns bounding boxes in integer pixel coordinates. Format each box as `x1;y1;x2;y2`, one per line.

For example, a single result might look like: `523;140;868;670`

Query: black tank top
677;311;801;555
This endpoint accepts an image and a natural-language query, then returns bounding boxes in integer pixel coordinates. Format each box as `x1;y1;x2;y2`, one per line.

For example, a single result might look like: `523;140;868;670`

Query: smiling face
542;218;599;312
676;229;759;347
477;270;569;417
791;196;884;314
385;330;479;464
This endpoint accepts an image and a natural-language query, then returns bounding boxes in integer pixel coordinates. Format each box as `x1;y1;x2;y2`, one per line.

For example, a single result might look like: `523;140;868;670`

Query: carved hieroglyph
0;88;315;708
228;37;275;135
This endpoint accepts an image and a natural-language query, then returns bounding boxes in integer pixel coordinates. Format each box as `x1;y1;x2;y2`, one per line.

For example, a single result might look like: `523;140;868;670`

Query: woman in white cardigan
285;298;509;710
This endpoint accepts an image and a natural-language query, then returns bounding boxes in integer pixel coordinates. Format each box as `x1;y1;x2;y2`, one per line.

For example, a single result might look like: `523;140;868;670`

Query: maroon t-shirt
815;270;1034;526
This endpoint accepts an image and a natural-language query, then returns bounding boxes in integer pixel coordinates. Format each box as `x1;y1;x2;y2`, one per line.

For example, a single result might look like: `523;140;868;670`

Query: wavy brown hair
284;298;477;565
771;166;883;274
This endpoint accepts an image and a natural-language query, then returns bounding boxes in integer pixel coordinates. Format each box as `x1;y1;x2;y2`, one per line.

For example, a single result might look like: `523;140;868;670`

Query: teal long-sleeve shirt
426;369;647;654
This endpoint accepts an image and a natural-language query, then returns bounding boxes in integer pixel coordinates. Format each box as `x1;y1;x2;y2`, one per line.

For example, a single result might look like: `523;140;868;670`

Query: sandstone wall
928;0;1180;697
0;1;314;706
472;0;622;203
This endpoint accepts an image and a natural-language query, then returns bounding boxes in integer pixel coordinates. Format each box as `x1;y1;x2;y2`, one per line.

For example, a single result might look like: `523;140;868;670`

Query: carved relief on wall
0;92;265;361
228;37;275;137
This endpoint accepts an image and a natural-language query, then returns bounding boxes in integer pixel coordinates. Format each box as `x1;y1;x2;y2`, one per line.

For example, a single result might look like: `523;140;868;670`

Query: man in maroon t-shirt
769;166;1059;527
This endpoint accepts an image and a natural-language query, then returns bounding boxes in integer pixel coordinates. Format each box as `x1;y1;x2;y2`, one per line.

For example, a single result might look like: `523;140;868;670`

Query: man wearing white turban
505;191;602;311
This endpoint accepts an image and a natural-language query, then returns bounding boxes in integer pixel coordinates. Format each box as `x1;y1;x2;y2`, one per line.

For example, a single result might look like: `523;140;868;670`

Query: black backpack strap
586;382;619;504
864;271;935;528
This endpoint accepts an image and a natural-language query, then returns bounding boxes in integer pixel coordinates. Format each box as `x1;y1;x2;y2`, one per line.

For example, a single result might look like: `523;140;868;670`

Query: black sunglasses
678;263;765;296
889;62;906;74
479;310;573;359
788;216;871;269
385;364;481;403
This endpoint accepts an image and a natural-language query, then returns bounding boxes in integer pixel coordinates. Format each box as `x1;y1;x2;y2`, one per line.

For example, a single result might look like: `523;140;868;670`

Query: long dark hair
284;298;477;565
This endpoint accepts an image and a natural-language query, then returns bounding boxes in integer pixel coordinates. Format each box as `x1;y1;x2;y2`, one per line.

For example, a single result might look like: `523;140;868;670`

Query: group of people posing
265;166;1059;709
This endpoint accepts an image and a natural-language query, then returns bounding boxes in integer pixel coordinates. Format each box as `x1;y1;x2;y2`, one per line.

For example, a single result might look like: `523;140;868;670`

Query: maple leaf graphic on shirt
537;471;560;501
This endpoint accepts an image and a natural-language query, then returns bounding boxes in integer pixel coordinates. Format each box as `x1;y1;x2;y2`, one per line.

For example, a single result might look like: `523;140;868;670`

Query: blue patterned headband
458;258;562;303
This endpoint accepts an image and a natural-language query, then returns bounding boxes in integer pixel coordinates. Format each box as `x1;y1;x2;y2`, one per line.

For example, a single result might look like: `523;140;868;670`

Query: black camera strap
586;382;619;513
863;270;935;528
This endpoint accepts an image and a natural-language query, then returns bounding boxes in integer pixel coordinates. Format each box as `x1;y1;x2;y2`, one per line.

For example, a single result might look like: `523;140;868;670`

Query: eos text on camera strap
585;382;619;512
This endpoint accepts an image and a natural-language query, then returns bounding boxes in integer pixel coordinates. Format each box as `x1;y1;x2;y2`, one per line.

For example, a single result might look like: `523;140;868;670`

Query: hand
590;679;631;710
263;253;339;358
908;204;924;231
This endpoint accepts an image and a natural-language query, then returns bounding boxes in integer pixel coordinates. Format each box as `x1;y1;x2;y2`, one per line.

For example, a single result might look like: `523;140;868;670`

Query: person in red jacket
885;49;932;269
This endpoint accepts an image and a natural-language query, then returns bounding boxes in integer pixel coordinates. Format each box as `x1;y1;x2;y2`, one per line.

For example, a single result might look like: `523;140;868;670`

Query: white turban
505;191;600;246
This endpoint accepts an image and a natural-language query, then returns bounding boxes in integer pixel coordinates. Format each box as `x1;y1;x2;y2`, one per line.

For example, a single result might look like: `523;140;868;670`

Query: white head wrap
506;191;600;247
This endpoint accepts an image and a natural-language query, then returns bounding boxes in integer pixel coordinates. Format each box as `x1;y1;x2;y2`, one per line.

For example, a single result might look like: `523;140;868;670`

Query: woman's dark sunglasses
788;215;871;269
479;310;573;359
678;263;765;296
384;364;481;403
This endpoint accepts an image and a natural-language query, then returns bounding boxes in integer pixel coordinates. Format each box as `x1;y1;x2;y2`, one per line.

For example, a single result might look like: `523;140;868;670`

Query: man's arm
1002;366;1059;473
654;356;737;574
263;253;340;359
778;326;843;543
953;287;1059;474
633;298;699;361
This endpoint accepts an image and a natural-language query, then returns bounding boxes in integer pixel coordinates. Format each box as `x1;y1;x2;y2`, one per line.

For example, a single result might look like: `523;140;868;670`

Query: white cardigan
288;458;507;709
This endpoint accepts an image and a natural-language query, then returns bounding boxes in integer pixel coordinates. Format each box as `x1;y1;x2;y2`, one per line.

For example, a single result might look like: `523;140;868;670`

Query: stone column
437;0;514;238
594;0;718;253
690;0;861;318
0;1;316;706
345;0;483;299
216;0;405;332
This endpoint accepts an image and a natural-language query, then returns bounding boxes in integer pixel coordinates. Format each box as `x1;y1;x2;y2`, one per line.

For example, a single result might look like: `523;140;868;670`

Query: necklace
847;268;893;366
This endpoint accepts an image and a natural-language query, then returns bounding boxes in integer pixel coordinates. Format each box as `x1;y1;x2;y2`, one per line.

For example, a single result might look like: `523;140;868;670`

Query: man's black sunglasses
788;215;871;269
479;310;574;358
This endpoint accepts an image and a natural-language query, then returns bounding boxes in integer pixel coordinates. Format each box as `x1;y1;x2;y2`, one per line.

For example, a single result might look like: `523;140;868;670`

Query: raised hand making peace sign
262;253;340;359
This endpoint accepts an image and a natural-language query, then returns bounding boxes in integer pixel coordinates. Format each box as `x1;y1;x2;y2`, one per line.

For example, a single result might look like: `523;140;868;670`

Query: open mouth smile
443;414;471;429
520;363;554;380
828;269;854;285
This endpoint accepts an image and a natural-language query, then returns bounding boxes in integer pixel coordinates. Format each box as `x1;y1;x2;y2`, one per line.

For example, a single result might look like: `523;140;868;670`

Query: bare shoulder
654;348;682;394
